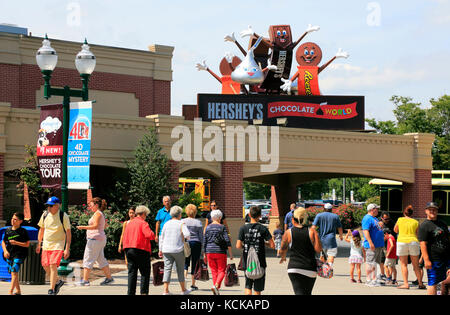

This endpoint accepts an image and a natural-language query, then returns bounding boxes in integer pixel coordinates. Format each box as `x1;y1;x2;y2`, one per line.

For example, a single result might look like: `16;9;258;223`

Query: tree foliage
112;127;177;230
243;182;271;200
366;95;450;170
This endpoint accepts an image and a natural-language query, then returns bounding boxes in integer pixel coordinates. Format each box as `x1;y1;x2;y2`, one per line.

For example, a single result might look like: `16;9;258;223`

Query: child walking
272;222;284;257
383;228;398;285
1;212;30;295
345;229;365;283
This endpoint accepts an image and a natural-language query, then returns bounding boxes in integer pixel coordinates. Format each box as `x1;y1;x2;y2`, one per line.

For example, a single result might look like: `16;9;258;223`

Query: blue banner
67;101;92;190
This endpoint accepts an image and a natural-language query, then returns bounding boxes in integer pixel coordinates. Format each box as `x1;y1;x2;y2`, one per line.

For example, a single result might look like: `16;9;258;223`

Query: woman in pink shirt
122;205;155;295
77;197;114;286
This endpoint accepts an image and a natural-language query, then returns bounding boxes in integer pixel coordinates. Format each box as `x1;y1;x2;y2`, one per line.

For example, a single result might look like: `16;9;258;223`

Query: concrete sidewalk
0;246;428;295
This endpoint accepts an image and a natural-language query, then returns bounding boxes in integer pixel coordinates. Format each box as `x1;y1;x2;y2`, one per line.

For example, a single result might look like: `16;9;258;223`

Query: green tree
243;182;271;200
299;179;328;200
112;127;177;230
367;95;450;170
328;178;378;202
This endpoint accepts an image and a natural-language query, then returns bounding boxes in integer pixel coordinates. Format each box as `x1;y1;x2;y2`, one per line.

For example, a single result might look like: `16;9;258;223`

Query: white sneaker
366;280;380;287
211;286;219;295
183;289;192;295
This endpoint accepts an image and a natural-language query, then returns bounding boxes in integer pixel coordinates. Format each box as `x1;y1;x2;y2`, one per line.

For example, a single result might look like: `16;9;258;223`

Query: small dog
37;129;49;147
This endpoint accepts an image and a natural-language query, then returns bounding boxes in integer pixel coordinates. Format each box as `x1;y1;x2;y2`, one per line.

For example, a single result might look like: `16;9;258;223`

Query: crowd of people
1;194;449;296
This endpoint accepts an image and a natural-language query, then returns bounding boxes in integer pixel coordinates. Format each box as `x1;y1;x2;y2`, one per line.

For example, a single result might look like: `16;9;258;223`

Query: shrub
305;204;366;231
68;205;125;260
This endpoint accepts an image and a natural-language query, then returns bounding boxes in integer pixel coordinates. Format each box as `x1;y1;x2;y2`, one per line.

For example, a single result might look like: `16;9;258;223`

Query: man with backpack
36;196;72;295
236;206;274;295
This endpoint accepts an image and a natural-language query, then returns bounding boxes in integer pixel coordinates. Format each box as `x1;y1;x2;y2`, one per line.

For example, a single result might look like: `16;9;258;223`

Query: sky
1;0;450;123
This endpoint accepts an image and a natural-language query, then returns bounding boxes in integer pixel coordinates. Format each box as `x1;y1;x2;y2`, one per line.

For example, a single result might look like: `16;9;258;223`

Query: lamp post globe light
36;35;96;214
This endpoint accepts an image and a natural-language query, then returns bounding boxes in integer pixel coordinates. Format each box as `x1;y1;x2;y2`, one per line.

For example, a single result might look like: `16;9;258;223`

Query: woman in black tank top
280;207;322;295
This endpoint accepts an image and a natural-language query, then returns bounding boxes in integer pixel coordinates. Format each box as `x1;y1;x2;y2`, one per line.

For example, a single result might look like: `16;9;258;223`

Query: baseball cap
45;196;61;206
352;230;360;237
324;203;332;210
426;202;439;210
367;203;380;211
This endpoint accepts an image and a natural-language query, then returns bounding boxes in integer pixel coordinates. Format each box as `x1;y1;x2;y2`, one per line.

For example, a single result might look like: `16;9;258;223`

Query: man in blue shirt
362;203;386;286
312;203;343;265
155;196;172;243
283;203;297;231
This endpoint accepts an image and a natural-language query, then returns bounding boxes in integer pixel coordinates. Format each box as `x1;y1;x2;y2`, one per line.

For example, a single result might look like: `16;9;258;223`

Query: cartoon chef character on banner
226;24;320;94
196;53;243;94
230;36;277;88
280;43;349;95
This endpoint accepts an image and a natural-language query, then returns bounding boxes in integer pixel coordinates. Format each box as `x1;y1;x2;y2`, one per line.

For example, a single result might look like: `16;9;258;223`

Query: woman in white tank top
76;197;114;286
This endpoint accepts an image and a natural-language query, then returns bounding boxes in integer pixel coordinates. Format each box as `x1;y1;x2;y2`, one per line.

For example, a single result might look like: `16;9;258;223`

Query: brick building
0;27;173;224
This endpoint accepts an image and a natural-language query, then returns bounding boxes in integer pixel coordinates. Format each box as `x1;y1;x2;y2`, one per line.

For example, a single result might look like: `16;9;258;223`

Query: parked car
243;203;271;224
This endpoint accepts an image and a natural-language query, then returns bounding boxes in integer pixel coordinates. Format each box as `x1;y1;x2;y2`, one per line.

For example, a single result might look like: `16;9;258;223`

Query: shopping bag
194;258;209;281
316;250;333;279
152;261;164;286
238;256;245;271
224;263;239;287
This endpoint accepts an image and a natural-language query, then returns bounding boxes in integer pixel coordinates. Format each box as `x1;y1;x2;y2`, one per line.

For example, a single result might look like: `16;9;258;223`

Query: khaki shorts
385;258;397;267
366;247;383;265
396;242;420;257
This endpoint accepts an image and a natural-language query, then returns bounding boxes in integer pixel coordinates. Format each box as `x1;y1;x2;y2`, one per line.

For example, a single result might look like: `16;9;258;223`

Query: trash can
19;240;46;285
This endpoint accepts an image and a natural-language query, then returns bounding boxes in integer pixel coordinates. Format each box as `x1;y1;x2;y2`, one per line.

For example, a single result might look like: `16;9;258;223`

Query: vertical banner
67;101;92;190
37;104;63;188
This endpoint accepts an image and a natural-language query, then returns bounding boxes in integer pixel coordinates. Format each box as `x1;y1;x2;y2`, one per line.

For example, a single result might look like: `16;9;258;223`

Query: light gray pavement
0;239;429;295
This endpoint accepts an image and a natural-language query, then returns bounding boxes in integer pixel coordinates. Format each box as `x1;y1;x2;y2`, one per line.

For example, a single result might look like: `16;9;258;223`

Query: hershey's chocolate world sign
197;94;365;130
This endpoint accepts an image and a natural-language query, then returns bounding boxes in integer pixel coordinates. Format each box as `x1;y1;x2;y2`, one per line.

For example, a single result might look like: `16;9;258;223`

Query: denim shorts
7;258;24;273
426;259;450;286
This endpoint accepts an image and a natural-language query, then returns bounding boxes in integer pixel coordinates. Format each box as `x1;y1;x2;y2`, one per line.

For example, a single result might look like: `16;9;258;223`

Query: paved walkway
0;241;429;295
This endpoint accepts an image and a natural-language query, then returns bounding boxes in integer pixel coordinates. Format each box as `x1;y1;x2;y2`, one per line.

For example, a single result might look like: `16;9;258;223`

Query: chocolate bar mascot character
196;53;243;94
235;24;320;94
280;43;349;95
230;37;277;88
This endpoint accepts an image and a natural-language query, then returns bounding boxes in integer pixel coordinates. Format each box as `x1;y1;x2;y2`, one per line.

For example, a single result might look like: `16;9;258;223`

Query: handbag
224;263;240;287
181;224;191;257
194;258;209;281
214;226;229;250
316;250;333;279
152;261;164;286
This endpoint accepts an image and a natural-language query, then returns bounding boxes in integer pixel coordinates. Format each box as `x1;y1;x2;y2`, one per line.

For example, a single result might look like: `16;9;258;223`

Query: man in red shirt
123;205;155;295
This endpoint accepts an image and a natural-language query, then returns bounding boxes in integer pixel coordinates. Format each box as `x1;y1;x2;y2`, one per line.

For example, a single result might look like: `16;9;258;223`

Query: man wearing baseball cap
37;196;72;295
362;203;386;286
312;203;343;266
418;202;450;295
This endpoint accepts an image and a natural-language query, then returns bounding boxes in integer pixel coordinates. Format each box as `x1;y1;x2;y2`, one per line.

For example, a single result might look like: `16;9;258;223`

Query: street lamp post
36;34;96;215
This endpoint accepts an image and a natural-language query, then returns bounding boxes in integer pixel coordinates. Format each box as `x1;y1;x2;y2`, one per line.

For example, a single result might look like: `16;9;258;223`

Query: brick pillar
269;183;298;233
182;105;198;121
210;162;243;218
402;169;432;219
270;184;298;217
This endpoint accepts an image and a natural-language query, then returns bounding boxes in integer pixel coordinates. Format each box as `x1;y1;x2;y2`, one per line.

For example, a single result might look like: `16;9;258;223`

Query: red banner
37;104;63;189
267;101;358;120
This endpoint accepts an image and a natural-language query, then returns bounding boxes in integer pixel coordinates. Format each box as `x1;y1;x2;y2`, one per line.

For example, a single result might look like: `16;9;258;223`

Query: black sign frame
197;94;365;130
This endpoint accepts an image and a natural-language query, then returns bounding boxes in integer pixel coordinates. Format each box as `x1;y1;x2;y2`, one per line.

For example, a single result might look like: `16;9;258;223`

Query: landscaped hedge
305;204;367;230
68;205;125;260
